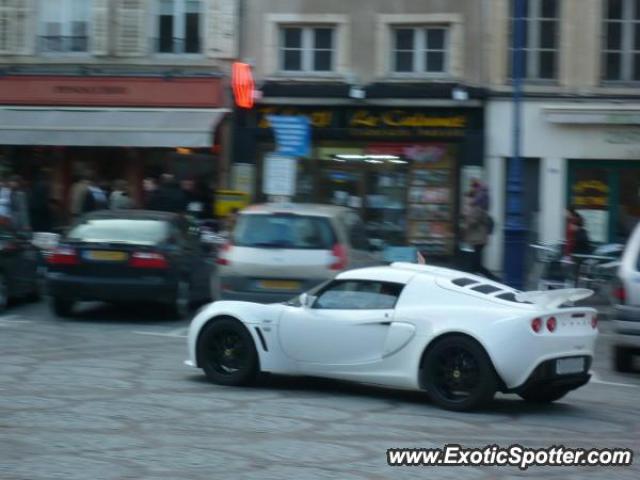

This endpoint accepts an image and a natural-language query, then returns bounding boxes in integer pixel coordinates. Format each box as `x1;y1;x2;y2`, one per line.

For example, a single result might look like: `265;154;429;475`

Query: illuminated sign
232;62;255;109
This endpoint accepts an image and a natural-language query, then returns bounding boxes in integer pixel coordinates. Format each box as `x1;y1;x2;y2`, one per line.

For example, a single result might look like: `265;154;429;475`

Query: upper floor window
157;0;201;54
39;0;91;53
392;27;448;74
279;26;335;73
603;0;640;81
508;0;559;80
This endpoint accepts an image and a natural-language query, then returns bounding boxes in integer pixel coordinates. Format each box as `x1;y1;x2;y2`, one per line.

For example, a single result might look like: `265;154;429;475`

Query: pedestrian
81;176;109;214
29;169;53;232
8;175;30;231
0;176;12;222
462;190;499;282
564;207;592;257
147;173;186;213
70;172;91;219
142;177;158;209
109;179;133;210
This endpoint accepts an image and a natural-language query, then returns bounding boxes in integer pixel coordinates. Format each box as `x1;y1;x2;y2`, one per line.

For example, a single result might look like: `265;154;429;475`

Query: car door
278;279;403;366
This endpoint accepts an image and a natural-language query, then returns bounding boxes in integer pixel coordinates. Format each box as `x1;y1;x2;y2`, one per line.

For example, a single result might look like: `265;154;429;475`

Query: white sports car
186;263;598;411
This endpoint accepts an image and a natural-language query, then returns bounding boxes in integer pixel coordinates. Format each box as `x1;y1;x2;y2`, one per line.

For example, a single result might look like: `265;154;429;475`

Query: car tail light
329;244;348;270
129;252;168;269
216;243;232;266
546;316;557;333
612;285;626;304
591;314;598;329
47;246;79;265
531;317;542;333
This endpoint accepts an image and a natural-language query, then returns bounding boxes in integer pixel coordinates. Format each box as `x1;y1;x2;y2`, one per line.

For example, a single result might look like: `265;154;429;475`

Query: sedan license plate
84;250;128;262
258;280;300;291
555;357;585;375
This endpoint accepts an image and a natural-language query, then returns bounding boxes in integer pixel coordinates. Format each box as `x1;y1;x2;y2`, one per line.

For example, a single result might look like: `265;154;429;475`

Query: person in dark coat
29;170;52;232
81;178;109;214
147;173;186;213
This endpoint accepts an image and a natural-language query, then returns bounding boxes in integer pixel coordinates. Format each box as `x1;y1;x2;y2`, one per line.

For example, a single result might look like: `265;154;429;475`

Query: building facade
485;0;640;274
0;0;238;217
233;0;489;258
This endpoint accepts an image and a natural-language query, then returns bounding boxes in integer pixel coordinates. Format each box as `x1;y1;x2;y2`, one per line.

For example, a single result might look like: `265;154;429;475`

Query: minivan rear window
68;219;169;245
233;214;336;249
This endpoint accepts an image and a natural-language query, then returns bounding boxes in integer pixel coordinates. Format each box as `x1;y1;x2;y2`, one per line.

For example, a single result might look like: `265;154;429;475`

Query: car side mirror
300;293;316;308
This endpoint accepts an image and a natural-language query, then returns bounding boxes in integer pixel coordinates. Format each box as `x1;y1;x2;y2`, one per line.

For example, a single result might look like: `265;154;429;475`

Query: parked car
214;203;381;302
187;263;598;411
0;220;41;311
612;223;640;371
46;210;215;318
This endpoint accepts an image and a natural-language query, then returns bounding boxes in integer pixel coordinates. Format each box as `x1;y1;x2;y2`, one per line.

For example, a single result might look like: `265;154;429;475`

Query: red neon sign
232;62;255;109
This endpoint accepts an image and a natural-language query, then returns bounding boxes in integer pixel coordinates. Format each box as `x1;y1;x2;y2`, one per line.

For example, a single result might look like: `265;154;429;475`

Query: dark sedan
46;211;214;318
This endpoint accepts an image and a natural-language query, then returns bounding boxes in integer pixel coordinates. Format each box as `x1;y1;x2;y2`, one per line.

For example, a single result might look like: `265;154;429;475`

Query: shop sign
572;180;609;208
347;110;467;129
267;115;311;157
258;107;334;129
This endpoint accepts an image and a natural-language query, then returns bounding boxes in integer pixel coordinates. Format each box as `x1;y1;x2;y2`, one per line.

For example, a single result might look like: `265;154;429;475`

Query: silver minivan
214;203;381;302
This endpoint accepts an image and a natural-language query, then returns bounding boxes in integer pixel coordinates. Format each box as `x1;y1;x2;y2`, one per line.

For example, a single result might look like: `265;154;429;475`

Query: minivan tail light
329;244;348;270
612;285;626;304
47;246;79;265
216;243;232;266
129;252;168;269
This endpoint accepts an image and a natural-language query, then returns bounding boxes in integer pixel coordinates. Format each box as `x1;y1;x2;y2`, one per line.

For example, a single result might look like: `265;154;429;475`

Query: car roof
240;203;351;218
337;262;514;290
79;210;180;222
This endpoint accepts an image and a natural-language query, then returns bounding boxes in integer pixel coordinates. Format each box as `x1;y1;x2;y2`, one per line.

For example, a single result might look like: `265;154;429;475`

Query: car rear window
67;219;169;245
233;214;336;249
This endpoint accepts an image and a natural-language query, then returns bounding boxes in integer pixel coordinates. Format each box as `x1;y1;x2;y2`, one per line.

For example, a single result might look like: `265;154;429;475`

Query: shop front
234;103;484;258
486;100;640;274
0;73;228;220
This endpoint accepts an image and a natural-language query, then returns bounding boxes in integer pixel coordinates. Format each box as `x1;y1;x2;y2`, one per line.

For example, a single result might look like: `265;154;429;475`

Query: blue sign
267;115;311;157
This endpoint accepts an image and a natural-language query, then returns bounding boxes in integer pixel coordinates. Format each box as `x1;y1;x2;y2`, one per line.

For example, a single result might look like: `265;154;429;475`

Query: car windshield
233;214;336;249
67;219;169;245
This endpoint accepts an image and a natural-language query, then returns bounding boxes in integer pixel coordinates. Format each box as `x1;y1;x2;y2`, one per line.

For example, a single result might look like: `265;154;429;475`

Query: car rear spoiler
514;288;594;309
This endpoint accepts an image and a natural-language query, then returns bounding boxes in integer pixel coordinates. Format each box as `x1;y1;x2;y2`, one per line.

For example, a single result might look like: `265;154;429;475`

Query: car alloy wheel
423;335;497;411
198;318;258;386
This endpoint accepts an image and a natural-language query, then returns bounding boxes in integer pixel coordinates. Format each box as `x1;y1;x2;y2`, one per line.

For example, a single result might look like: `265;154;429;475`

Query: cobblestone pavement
1;300;639;480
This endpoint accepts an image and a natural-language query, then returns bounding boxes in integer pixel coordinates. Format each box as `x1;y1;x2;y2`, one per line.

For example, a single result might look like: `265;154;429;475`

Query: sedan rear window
67;219;169;245
233;214;336;249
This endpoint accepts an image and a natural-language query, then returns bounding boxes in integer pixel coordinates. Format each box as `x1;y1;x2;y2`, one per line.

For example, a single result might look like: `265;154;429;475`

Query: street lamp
504;0;527;289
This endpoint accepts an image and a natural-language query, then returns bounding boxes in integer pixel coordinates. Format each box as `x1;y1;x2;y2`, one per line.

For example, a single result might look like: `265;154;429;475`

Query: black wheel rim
206;329;248;375
431;346;481;402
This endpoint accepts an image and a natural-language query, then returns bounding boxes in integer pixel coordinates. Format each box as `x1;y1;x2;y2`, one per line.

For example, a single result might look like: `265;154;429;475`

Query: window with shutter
116;0;147;56
39;0;90;53
155;0;202;54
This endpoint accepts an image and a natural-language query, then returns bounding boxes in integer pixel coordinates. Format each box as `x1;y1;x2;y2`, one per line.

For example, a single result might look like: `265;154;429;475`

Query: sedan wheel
422;335;497;411
197;318;258;386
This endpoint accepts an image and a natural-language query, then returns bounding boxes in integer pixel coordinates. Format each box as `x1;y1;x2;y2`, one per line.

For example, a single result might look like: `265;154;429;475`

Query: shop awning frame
0;106;229;147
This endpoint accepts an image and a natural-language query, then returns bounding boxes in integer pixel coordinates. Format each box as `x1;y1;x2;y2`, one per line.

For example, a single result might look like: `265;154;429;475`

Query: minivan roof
241;203;351;217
